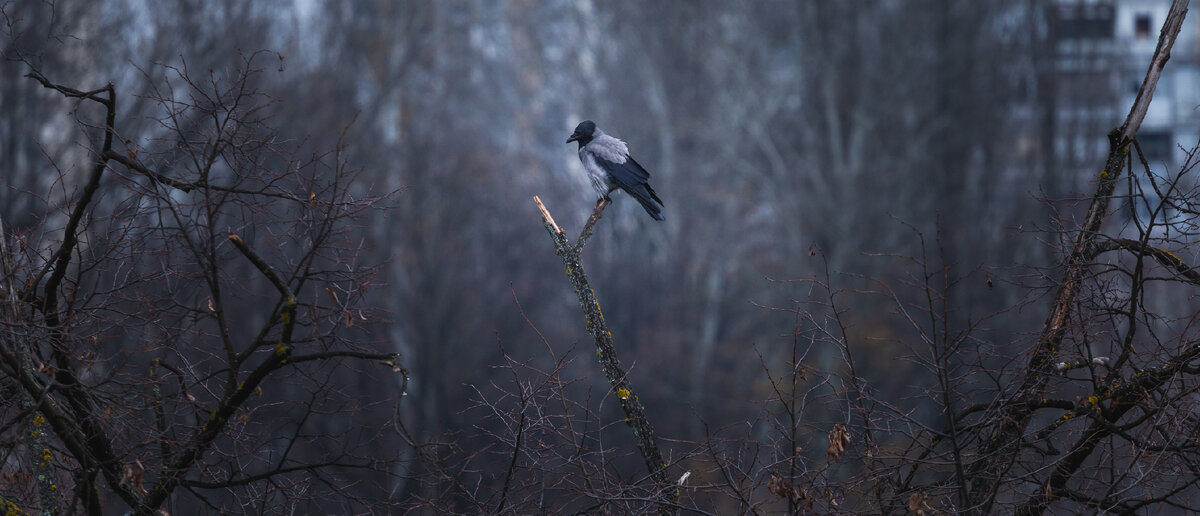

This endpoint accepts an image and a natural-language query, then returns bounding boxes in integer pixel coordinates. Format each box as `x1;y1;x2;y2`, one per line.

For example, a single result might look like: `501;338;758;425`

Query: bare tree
969;2;1192;512
0;52;404;514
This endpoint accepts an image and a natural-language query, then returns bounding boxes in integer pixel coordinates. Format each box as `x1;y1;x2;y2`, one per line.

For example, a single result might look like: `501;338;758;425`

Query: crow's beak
566;134;580;144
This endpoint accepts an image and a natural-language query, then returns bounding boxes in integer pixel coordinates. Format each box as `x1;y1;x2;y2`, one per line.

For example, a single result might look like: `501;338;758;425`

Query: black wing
595;154;665;221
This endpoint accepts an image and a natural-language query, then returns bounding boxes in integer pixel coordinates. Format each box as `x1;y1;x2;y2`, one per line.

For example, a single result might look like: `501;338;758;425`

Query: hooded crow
566;120;665;221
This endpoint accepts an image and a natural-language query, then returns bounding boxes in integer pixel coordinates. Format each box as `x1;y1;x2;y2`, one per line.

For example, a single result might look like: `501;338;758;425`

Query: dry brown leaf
767;472;788;499
121;463;147;495
827;423;851;461
766;472;805;504
907;491;933;515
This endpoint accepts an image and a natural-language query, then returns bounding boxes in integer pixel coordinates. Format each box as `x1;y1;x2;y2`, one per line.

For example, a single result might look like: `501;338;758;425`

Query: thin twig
575;198;611;254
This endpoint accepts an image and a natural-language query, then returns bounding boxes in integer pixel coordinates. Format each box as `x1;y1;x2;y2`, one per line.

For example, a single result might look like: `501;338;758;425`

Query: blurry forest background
4;0;1200;513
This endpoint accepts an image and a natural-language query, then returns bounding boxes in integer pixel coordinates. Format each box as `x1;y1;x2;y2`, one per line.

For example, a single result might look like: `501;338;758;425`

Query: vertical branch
21;72;116;311
0;218;56;515
533;196;673;505
19;72;142;512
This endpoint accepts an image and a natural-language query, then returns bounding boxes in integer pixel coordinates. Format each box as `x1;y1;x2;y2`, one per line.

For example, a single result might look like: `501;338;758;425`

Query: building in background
1053;0;1200;179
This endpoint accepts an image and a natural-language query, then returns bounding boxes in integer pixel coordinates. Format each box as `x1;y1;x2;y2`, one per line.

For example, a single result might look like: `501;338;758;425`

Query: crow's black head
566;120;596;146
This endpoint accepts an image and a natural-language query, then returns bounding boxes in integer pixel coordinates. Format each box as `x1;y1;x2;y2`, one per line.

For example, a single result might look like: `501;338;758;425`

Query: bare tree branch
967;3;1191;512
533;195;673;509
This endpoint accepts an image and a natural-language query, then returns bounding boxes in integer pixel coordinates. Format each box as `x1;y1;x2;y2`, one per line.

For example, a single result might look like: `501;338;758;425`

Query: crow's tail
630;184;665;221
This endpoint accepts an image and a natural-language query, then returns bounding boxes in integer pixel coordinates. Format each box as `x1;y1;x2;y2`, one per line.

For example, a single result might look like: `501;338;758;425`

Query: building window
1135;13;1152;38
1053;3;1115;39
1139;131;1173;162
